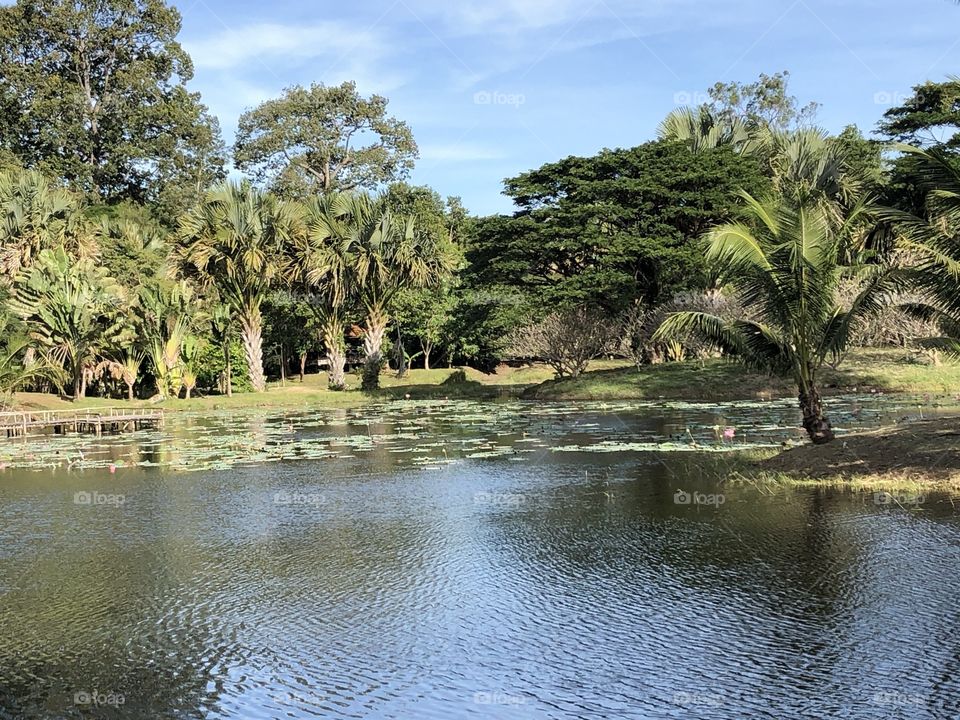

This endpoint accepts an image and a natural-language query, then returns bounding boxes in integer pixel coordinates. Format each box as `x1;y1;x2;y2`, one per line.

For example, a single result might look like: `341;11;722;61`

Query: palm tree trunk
362;305;389;390
299;352;307;382
423;339;432;371
72;369;82;401
223;342;233;397
241;303;267;392
127;383;134;401
799;385;835;444
322;314;346;391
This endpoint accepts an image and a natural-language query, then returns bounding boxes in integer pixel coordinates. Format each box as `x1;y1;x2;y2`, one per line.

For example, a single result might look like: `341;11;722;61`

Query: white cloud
183;21;387;72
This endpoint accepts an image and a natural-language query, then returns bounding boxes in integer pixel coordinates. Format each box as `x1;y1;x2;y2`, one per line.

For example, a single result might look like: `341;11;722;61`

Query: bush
508;306;613;378
619;290;749;366
194;340;251;394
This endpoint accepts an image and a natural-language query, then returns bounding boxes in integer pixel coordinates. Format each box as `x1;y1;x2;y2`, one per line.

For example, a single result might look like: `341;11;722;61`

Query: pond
1;396;960;719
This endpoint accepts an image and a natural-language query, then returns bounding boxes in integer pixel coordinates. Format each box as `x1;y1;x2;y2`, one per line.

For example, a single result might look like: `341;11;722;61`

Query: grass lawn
525;348;960;402
10;349;960;413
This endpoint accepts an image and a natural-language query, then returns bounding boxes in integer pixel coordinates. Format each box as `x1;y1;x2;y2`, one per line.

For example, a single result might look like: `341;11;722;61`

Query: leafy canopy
234;81;418;197
0;0;226;212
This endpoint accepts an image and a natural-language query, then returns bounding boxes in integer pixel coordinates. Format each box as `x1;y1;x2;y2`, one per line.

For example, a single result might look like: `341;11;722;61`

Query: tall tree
330;193;454;390
706;71;819;132
0;0;226;210
234;81;418;197
175;182;298;392
290;194;354;390
878;78;960;149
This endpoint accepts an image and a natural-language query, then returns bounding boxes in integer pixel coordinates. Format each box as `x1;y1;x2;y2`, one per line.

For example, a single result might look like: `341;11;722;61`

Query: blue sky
176;0;960;215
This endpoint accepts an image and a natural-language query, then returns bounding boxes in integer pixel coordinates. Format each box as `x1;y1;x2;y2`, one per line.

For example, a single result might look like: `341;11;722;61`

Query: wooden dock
0;408;165;439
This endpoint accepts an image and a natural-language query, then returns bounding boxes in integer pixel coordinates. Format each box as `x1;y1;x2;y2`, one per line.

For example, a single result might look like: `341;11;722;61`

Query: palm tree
138;280;202;399
176;182;299;392
337;193;455;390
655;192;896;444
210;304;236;396
9;248;130;399
119;350;143;401
880;145;960;353
657;106;755;154
291;194;354;390
0;169;92;282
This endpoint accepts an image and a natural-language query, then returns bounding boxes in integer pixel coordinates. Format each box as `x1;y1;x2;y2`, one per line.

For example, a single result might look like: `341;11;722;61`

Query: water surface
1;397;959;719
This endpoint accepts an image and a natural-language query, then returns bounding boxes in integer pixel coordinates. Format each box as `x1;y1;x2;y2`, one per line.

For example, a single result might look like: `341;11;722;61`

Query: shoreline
7;349;960;490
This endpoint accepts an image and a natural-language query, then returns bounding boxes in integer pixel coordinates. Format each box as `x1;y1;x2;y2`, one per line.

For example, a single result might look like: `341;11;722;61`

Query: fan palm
176;182;299;392
0;169;93;281
9;248;130;400
657;106;755;154
337;192;455;390
655;193;896;444
290;193;354;390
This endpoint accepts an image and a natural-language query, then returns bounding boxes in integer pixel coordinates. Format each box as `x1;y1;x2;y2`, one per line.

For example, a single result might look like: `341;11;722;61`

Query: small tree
510;307;611;379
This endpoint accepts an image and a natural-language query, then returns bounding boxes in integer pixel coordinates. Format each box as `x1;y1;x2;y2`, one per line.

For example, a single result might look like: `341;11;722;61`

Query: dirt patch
758;417;960;481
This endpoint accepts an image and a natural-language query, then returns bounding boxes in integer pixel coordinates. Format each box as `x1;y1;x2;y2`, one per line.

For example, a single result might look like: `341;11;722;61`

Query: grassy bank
524;348;960;402
9;362;561;412
9;349;960;413
659;417;960;490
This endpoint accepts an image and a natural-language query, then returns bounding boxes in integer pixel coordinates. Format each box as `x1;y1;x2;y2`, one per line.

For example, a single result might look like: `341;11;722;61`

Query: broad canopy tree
234;81;418;198
0;0;226;212
467;140;769;316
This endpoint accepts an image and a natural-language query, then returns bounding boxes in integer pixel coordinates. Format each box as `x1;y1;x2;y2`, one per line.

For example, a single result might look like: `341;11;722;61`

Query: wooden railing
0;407;165;438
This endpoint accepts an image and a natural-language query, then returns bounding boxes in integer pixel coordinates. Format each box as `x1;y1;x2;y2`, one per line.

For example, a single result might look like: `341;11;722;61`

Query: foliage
655;191;897;444
878;78;960;149
91;203;168;287
176;181;300;392
0;168;93;281
234;81;417;197
705;71;820;132
0;0;226;211
468;140;768;316
193;339;250;394
881;145;960;358
9;247;130;398
137;279;202;398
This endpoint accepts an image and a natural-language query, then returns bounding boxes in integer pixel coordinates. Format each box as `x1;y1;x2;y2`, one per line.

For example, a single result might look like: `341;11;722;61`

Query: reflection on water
1;398;959;719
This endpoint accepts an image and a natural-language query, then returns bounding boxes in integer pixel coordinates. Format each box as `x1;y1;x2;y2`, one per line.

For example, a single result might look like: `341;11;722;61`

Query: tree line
3;1;960;447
